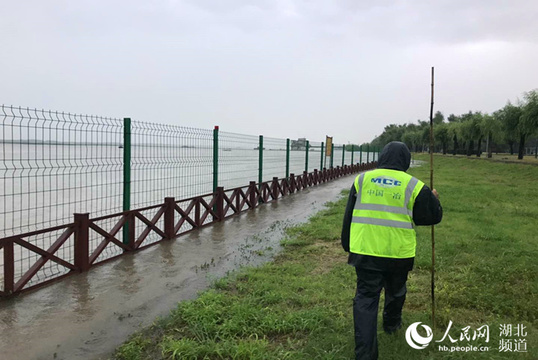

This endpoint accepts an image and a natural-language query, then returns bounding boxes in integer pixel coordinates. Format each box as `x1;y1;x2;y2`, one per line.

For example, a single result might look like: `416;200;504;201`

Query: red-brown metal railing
0;162;376;297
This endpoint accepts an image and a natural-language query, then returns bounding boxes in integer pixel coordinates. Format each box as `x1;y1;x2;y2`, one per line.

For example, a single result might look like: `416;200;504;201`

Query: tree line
363;89;538;160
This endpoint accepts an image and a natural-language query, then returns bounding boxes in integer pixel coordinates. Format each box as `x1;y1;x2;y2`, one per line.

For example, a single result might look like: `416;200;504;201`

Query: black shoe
383;323;402;334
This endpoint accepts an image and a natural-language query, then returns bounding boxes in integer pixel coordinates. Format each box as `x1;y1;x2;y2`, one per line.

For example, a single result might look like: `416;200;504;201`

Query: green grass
454;152;538;164
113;155;538;359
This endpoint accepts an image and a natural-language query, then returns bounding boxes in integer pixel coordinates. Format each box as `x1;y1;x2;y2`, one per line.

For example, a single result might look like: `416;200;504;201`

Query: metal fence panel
1;106;123;238
262;136;287;182
130;121;213;208
219;131;259;189
1;103;377;295
307;141;322;173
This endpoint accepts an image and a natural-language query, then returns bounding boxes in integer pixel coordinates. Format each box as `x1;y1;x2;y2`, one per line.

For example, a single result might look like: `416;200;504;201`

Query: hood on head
376;141;411;171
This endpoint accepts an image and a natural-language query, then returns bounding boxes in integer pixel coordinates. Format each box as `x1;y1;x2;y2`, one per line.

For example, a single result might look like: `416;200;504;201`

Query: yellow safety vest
350;169;424;258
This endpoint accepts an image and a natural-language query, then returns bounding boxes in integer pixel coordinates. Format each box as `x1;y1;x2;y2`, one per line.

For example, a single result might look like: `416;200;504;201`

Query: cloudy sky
1;0;537;144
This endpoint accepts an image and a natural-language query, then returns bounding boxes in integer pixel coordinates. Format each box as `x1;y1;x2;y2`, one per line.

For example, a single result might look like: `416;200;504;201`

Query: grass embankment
114;155;538;359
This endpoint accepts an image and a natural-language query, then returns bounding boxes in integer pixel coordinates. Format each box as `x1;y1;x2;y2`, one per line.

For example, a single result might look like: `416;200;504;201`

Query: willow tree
518;89;538;159
447;119;461;155
458;112;481;156
481;113;502;158
498;101;522;155
434;122;450;154
402;130;421;153
473;112;485;157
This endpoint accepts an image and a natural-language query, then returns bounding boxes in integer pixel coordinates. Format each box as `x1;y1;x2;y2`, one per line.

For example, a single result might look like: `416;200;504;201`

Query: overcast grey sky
2;0;537;144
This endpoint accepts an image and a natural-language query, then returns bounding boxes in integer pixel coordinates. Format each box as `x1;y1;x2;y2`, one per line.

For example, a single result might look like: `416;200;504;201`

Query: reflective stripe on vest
351;217;413;229
349;169;424;258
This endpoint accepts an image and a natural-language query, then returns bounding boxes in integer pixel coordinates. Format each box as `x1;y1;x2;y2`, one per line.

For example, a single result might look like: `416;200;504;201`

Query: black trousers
353;267;409;360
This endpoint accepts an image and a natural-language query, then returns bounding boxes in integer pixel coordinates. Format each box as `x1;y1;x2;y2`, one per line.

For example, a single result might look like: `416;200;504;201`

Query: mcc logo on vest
371;176;402;188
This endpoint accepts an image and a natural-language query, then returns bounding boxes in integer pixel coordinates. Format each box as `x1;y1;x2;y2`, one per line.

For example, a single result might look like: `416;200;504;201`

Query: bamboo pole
429;67;436;330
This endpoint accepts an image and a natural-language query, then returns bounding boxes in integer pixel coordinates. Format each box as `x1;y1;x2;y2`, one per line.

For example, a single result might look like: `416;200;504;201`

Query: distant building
291;138;307;150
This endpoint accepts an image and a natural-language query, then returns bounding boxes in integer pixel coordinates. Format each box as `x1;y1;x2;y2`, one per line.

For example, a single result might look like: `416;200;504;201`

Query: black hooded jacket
341;142;443;271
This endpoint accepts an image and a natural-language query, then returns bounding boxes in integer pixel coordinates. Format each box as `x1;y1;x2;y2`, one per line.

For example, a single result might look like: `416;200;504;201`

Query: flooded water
1;142;378;239
0;174;356;360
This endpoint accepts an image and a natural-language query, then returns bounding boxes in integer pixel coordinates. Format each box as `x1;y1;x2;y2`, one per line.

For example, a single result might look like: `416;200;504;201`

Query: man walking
341;141;442;359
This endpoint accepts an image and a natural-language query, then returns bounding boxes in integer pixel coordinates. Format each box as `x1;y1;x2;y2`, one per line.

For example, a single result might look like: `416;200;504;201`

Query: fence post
235;189;241;212
320;142;324;169
258;135;263;204
258;135;263;185
4;239;14;294
341;144;345;167
286;138;290;178
127;214;136;249
305;140;309;173
74;213;90;272
164;197;175;239
330;142;334;169
122;117;131;245
351;144;354;165
195;198;201;227
360;145;363;165
272;177;279;199
212;126;219;216
378;146;381;161
249;181;257;208
216;187;224;221
213;126;219;193
290;173;295;193
367;144;370;163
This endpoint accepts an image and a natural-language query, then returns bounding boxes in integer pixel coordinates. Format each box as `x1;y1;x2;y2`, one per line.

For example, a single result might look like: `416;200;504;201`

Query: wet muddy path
0;176;353;360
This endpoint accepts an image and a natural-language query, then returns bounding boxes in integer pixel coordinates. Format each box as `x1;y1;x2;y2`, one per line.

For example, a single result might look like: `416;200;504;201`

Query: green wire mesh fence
131;122;214;207
1;104;376;294
126;122;215;251
218;131;259;190
1;106;125;287
307;141;322;173
262;136;287;182
289;139;307;175
1;106;124;236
